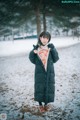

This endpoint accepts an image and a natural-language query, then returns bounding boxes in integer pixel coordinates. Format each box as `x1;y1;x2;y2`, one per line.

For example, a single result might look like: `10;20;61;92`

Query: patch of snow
0;36;79;57
0;43;80;119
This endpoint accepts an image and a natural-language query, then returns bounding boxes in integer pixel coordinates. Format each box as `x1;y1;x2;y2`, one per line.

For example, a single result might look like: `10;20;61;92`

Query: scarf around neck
37;45;50;71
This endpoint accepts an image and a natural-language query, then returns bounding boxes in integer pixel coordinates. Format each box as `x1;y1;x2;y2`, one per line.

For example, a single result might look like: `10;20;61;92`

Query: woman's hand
34;50;38;54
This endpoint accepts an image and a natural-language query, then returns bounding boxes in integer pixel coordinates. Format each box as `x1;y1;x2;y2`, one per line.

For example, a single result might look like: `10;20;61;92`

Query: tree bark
12;27;14;42
43;11;46;31
43;1;46;31
35;7;41;37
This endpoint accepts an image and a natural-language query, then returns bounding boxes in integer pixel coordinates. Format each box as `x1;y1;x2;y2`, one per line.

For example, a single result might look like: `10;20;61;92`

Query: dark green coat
29;43;59;104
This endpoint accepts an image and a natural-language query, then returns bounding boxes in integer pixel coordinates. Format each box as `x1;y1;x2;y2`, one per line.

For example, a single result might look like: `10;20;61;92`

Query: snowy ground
0;36;79;57
0;38;80;120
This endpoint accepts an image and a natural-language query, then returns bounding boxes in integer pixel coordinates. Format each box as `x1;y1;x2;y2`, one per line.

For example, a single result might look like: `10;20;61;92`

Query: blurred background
0;0;80;41
0;1;80;119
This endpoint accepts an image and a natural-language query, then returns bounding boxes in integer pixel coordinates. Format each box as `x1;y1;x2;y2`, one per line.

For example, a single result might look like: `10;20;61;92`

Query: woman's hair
37;31;51;46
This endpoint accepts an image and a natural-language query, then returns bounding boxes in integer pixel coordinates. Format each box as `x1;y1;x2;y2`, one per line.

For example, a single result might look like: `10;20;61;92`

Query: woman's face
40;36;49;46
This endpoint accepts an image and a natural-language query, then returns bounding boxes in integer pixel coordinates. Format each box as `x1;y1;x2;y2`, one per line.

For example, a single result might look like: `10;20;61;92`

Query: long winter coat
29;43;59;104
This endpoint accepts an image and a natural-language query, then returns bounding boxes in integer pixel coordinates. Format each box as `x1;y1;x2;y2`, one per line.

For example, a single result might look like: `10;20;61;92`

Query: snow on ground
0;36;79;57
0;37;80;120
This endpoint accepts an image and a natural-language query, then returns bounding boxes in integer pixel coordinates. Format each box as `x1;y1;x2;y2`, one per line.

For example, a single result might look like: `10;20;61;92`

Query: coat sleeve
29;49;36;64
48;44;59;63
29;44;39;64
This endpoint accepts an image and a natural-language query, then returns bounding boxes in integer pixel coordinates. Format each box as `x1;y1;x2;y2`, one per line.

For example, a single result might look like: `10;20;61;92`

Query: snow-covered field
0;36;79;57
0;37;80;120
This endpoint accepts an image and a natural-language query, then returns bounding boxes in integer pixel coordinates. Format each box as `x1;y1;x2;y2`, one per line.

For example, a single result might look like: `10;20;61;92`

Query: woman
29;31;59;112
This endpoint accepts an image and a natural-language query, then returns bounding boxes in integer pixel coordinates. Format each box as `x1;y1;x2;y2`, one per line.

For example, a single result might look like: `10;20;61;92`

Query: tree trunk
43;2;46;31
43;11;46;31
72;30;74;40
22;25;25;39
35;7;41;37
50;20;52;34
12;27;14;42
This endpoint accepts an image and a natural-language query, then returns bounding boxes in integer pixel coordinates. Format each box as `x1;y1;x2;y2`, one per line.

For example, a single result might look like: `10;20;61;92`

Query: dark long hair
37;31;51;46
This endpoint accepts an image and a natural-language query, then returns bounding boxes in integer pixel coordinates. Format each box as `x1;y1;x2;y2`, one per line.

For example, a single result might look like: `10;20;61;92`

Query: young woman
29;31;59;112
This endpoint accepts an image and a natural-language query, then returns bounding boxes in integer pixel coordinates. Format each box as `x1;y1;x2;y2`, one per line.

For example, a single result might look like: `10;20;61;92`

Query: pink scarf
38;45;50;70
